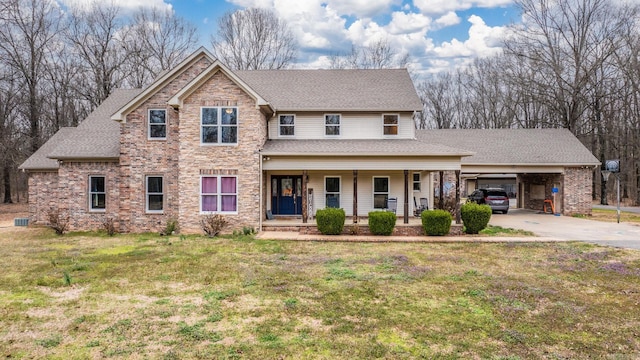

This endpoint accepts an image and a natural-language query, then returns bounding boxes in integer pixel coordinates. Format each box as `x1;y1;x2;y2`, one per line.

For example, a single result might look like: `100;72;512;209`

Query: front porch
262;215;464;236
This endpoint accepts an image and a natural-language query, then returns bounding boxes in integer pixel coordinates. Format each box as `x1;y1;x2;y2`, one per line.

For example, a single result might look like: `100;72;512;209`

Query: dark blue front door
271;176;302;215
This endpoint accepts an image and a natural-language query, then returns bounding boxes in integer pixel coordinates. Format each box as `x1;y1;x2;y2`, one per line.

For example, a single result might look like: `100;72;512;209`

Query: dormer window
148;109;166;139
325;114;340;136
279;115;295;137
383;114;399;136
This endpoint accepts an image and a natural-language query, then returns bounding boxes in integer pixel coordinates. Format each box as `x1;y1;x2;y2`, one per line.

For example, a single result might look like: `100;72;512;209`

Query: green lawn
1;227;639;359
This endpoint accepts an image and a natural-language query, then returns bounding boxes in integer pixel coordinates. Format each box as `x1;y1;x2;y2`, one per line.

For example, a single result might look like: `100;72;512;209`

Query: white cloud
433;15;505;58
414;0;512;15
325;0;400;18
435;11;461;27
386;11;431;34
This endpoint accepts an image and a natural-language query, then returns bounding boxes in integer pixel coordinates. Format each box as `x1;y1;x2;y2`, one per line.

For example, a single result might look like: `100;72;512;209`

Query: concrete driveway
489;209;640;250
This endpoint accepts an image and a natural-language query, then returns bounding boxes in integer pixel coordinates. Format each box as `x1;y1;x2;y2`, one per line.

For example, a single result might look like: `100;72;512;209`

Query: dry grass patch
0;229;639;358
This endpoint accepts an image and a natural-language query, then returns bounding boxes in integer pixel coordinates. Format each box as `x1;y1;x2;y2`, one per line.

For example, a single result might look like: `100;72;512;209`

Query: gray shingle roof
417;128;600;165
18;128;76;170
261;139;473;156
236;69;422;112
47;89;142;160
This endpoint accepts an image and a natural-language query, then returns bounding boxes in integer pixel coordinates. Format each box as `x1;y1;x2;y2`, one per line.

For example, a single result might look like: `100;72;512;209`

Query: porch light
225;108;234;114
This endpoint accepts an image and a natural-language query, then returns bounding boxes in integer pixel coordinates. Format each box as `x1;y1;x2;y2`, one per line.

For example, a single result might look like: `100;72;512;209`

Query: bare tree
125;7;199;87
0;0;63;153
329;39;409;69
67;1;129;107
211;8;296;70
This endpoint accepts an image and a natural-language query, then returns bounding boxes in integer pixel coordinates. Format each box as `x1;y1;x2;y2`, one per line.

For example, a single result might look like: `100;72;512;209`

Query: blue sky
67;0;521;76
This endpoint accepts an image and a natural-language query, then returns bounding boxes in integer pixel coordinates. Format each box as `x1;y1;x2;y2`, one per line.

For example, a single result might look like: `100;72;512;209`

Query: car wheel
503;209;508;214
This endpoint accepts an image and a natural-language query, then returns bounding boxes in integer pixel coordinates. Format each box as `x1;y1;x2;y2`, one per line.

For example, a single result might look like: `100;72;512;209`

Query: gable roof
236;68;422;112
261;139;473;157
111;47;215;122
18;128;75;170
46;89;142;160
417;128;600;166
168;61;270;111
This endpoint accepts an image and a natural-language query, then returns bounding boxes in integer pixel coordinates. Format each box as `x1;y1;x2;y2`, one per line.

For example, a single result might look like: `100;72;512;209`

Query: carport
417;128;600;215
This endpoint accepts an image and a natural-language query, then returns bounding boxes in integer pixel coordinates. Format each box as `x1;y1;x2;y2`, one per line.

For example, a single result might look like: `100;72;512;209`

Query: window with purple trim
201;176;238;213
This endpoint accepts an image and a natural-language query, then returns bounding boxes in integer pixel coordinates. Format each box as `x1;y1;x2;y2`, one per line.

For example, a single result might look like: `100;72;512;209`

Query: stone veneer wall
177;71;266;233
119;55;212;233
27;171;59;225
57;161;120;231
562;167;593;215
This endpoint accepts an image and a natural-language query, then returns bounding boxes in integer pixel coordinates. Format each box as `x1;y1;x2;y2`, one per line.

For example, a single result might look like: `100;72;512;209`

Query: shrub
201;214;228;237
160;218;179;236
461;202;492;234
368;211;397;236
316;208;345;235
101;216;118;236
421;209;452;236
46;208;69;235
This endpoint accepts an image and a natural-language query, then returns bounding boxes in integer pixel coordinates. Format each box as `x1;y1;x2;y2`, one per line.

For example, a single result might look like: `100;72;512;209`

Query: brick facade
27;171;59;225
177;71;266;233
561;167;593;215
57;161;121;231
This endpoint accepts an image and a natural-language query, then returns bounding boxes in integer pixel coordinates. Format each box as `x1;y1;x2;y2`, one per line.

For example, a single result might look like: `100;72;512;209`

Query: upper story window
201;107;238;145
146;176;164;213
279;115;295;137
325;114;341;136
148;109;167;139
89;175;106;211
383;114;399;136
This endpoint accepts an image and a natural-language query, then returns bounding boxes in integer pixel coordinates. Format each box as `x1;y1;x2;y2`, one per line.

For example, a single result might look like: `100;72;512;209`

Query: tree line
1;0;638;207
417;0;640;206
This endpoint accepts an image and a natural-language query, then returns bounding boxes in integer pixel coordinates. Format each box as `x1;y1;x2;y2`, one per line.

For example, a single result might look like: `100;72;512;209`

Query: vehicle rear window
487;190;507;197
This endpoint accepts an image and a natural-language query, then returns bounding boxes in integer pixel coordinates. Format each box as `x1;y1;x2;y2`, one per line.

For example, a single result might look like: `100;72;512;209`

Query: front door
271;176;303;215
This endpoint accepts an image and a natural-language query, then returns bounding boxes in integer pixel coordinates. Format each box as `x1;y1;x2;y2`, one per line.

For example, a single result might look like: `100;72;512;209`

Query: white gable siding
268;112;415;140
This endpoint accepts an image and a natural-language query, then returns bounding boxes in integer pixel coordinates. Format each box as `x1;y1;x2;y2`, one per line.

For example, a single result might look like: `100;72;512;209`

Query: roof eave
111;47;216;122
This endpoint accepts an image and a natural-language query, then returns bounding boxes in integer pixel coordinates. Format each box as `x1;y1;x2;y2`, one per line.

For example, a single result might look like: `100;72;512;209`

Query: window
89;176;106;211
201;107;238;144
146;176;163;213
383;114;398;135
279;115;295;136
201;176;237;213
373;177;389;209
148;109;166;139
325;114;340;136
325;177;340;208
413;173;421;191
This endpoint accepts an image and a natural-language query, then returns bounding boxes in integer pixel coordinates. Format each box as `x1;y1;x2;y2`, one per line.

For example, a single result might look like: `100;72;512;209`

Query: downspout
258;149;263;233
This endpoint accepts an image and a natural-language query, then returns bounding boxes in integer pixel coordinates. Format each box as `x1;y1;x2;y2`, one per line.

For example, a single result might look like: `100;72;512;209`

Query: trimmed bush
368;211;397;236
316;208;346;235
461;202;492;234
421;209;452;236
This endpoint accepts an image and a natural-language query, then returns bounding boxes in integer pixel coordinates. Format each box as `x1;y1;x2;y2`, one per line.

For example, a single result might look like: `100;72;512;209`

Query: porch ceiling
262;155;463;171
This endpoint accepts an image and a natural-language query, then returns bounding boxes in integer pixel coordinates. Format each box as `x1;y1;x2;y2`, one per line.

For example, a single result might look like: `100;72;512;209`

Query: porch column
404;170;409;224
302;170;308;223
439;171;444;209
455;170;461;224
353;170;358;224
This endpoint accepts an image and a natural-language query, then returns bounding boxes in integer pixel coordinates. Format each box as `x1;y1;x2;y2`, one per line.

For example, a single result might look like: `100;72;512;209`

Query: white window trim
88;175;106;212
200;106;239;146
146;175;164;214
413;172;421;192
372;176;390;209
324;176;341;208
324;113;341;137
148;108;167;140
278;114;296;138
200;175;239;215
382;113;399;137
